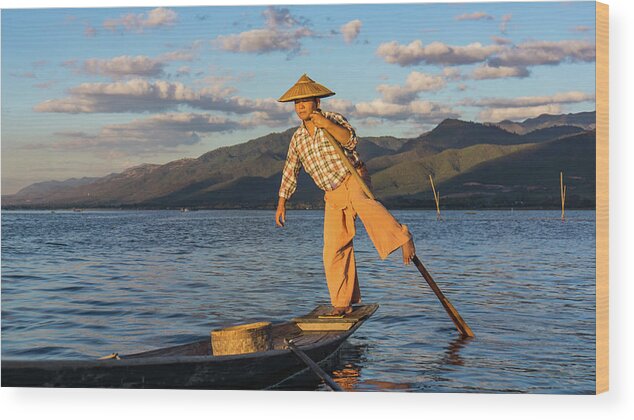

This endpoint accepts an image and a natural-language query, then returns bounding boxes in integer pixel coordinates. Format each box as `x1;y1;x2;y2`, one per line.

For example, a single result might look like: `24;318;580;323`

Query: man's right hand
275;198;287;227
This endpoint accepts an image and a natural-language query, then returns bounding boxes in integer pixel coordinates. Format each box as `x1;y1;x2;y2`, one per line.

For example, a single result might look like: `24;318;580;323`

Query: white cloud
377;38;596;70
61;59;78;69
573;25;592;33
500;14;512;34
221;96;291;120
103;7;178;33
355;99;403;118
196;72;252;88
214;6;313;55
462;91;595;108
31;110;294;155
34;79;292;129
83;56;165;78
442;67;462;80
145;7;178;27
262;7;304;28
490;39;596;67
35;79;215;113
341;19;362;43
462;91;594;121
377;71;446;104
353;98;459;122
176;66;191;76
33;81;58;90
34;96;98;113
325;98;355;115
239;111;294;128
157;50;196;62
105;113;241;136
455;12;493;21
471;64;529;80
40;113;246;153
376;40;504;66
478;104;562;122
75;50;197;79
491;36;512;45
216;28;312;54
70;79;200;100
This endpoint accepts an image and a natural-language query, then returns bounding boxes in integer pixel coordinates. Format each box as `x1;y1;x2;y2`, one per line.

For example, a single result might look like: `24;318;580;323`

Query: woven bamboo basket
211;321;272;356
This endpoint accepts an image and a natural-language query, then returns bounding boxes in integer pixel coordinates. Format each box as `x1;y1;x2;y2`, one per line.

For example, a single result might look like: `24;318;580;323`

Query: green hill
372;143;537;198
435;131;596;208
2;112;597;210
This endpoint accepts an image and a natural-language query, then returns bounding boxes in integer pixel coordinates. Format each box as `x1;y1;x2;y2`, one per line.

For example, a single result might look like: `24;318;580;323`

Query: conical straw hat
278;74;335;102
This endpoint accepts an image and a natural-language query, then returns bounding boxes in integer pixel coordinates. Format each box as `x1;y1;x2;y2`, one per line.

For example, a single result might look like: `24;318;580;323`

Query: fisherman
275;74;416;316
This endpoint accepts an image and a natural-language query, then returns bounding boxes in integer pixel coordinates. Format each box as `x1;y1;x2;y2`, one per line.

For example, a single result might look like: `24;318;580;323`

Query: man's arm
276;139;300;227
310;111;357;148
275;197;287;227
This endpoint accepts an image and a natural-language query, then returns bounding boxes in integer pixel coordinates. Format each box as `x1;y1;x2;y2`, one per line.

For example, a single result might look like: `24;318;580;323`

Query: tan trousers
323;173;412;307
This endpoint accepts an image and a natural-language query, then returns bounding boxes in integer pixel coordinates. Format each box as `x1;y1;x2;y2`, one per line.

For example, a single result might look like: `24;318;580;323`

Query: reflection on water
331;365;362;391
362;380;413;391
441;337;472;367
1;210;596;393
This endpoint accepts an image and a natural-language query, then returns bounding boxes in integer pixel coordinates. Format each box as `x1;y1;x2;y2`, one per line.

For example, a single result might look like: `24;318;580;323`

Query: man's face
294;98;319;121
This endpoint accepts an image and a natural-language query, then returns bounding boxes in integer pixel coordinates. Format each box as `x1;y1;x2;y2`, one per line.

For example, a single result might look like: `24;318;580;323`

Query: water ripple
1;209;595;393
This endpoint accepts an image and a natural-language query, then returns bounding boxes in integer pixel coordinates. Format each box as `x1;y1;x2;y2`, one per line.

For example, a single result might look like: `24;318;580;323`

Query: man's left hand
309;111;331;129
310;110;352;147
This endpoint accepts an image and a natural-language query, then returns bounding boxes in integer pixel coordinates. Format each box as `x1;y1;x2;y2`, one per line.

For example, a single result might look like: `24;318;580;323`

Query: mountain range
2;111;596;210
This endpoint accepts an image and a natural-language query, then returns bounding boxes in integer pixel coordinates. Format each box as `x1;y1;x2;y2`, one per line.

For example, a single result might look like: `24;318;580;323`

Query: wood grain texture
595;1;609;395
293;304;379;331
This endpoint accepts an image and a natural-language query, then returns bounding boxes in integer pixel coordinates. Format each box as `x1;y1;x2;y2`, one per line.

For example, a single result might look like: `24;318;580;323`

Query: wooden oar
285;338;343;391
319;128;376;200
412;256;474;338
320;126;474;338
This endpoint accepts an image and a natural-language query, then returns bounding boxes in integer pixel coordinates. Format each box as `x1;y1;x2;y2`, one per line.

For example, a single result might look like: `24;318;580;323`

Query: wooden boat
1;304;378;389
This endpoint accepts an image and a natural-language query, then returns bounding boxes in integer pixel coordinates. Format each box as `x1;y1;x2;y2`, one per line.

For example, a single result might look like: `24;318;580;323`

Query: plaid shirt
279;111;362;199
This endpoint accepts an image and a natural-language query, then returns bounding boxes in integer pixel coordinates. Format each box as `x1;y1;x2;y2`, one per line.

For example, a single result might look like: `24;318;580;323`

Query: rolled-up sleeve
278;138;301;199
327;112;358;151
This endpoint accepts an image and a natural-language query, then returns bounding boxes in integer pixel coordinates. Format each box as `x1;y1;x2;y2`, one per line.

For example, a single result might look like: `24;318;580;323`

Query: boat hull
2;339;344;389
2;304;378;389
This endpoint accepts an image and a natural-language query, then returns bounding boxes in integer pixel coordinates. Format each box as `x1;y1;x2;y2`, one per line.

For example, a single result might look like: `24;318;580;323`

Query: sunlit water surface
1;210;595;393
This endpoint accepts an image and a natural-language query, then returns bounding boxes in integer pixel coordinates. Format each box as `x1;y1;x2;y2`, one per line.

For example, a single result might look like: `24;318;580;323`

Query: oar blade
412;256;475;338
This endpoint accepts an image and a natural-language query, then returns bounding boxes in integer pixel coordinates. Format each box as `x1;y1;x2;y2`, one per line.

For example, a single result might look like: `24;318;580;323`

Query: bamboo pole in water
560;171;566;221
429;175;441;220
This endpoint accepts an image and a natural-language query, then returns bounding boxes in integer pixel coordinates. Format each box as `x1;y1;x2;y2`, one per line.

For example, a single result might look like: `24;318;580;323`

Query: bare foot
329;306;353;316
402;238;416;265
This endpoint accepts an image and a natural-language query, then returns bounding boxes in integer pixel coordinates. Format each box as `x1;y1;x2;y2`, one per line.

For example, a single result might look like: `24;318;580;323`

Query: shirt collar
300;120;318;138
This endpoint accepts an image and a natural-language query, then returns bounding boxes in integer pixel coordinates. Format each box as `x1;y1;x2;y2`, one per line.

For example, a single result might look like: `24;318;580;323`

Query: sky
1;1;597;194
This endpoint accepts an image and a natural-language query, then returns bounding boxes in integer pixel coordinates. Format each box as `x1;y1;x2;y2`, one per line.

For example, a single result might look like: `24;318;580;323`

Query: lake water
1;209;596;393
